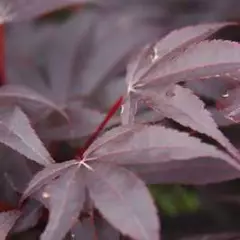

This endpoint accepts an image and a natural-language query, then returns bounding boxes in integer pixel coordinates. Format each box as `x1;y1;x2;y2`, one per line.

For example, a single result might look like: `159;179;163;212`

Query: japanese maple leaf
122;22;240;160
21;122;240;240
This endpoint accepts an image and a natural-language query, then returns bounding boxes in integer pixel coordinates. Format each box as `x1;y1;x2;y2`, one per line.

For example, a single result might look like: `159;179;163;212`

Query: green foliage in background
149;185;201;217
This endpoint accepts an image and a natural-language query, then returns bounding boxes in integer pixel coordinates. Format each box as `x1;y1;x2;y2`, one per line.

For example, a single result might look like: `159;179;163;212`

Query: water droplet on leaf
42;192;50;199
222;92;229;98
150;47;159;62
120;105;124;114
217;87;240;123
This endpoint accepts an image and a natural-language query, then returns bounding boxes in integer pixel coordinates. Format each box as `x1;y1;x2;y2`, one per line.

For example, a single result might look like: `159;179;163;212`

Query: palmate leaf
0;210;21;239
86;162;159;240
23;158;159;239
141;85;240;160
23;120;240;239
123;23;239;125
39;166;86;240
0;107;54;165
123;24;240;161
0;0;96;23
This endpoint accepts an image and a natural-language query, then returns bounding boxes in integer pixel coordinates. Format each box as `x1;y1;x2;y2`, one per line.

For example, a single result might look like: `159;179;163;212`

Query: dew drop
150;47;159;62
120;105;124;114
42;192;50;199
71;233;76;240
222;92;229;98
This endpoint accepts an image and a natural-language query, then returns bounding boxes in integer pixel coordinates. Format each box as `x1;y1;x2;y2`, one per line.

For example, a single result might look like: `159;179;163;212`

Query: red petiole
76;96;123;159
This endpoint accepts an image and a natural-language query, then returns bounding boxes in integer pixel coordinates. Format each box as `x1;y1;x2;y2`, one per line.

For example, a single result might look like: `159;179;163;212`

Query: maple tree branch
76;96;123;159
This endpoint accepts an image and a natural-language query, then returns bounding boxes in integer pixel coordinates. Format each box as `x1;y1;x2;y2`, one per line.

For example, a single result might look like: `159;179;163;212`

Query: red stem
76;96;123;159
0;24;5;85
